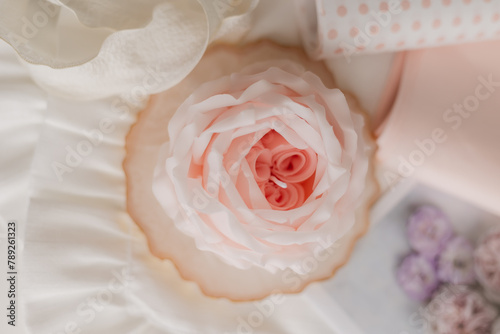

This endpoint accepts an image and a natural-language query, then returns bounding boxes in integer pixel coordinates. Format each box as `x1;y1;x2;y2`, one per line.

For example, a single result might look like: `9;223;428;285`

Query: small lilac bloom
429;286;498;334
475;228;500;301
493;318;500;334
437;236;476;285
397;253;439;301
407;206;454;259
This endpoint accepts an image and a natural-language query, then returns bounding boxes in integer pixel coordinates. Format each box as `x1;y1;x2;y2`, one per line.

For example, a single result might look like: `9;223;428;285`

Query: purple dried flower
407;206;454;259
397;253;439;301
429;285;498;334
475;228;500;302
437;236;476;285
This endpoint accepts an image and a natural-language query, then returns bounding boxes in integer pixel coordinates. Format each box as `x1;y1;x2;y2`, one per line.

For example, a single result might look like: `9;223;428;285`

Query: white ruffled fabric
0;0;257;100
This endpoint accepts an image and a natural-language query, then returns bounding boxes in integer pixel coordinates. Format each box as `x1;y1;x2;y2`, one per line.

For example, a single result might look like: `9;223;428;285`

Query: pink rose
153;62;368;271
125;42;377;300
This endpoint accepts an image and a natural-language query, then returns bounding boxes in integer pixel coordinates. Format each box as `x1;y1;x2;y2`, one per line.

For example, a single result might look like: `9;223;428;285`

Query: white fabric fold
0;40;47;334
0;0;258;100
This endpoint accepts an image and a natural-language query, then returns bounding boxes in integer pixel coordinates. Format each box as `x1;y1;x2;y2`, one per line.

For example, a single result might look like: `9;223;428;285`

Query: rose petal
245;144;272;183
260;181;305;211
272;146;317;183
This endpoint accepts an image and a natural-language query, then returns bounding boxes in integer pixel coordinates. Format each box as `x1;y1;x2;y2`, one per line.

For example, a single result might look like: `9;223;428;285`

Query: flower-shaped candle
437;236;476;285
475;228;500;303
407;206;454;259
429;286;498;334
124;42;378;300
397;253;439;301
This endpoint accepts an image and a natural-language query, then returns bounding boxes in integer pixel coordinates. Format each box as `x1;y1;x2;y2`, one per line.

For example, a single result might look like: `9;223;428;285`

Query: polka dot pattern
369;24;380;35
359;4;368;15
328;29;338;40
337;5;347;17
297;0;500;58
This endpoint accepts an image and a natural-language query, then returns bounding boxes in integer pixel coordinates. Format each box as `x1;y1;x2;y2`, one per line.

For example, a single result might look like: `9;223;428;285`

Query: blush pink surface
377;40;500;219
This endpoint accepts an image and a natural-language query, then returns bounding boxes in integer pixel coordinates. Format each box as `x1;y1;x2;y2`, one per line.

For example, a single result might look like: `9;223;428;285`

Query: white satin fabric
1;0;258;100
0;38;47;334
0;0;395;111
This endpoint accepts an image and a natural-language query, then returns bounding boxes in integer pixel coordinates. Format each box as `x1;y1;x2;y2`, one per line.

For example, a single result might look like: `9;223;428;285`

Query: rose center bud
245;145;272;183
245;130;318;210
271;146;317;184
280;153;306;172
260;181;305;211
